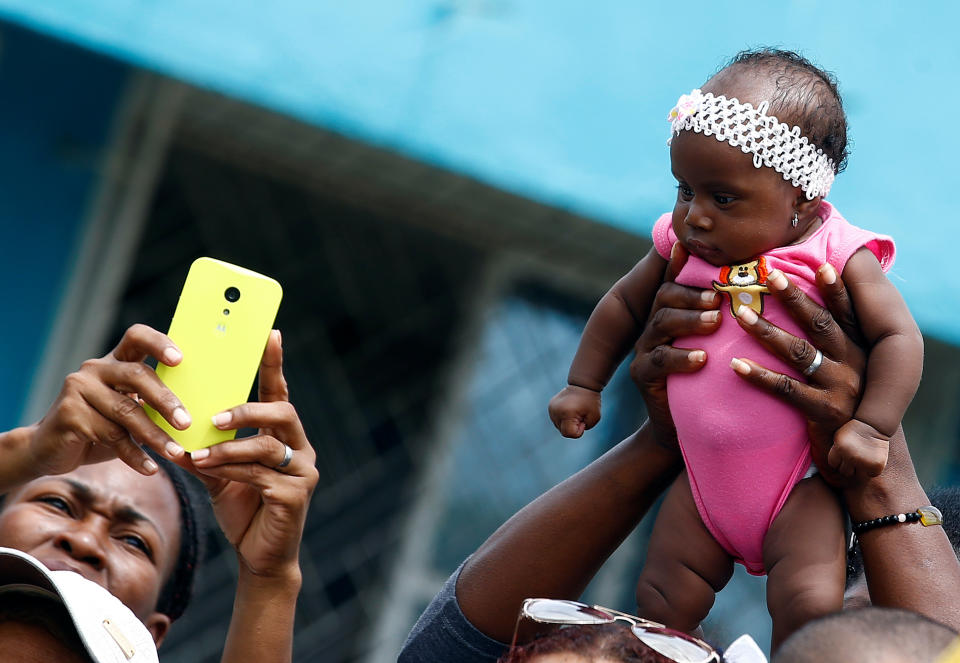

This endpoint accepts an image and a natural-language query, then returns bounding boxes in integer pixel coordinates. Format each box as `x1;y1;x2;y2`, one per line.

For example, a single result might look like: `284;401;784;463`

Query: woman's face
0;460;181;643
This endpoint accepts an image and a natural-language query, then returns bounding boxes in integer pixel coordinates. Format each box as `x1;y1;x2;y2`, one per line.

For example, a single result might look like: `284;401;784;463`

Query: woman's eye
37;496;73;516
120;534;153;558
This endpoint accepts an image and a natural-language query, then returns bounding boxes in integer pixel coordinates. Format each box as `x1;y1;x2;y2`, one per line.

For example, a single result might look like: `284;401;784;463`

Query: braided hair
148;450;207;621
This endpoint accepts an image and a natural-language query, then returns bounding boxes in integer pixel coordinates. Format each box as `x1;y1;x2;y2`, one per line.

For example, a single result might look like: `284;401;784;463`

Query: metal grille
108;145;486;662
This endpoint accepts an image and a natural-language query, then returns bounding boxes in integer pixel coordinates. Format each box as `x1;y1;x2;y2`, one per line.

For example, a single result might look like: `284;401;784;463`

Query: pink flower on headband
668;91;702;124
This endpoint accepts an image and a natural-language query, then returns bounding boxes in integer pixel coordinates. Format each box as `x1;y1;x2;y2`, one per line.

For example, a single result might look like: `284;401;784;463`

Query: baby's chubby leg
635;472;734;632
763;474;845;652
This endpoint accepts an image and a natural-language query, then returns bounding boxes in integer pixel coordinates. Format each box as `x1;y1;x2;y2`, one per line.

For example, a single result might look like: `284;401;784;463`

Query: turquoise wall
1;3;958;353
0;22;128;428
3;1;952;341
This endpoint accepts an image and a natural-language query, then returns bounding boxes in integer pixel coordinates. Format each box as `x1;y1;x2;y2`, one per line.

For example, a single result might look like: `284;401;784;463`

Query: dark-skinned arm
844;426;960;628
549;247;668;438
827;248;924;478
567;247;669;391
457;422;683;641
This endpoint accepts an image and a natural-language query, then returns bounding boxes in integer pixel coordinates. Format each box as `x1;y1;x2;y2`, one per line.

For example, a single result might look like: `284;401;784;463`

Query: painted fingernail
689;350;706;363
819;264;837;285
173;407;191;429
768;269;788;291
162;347;182;364
212;411;232;428
143;459;159;473
730;358;751;375
165;441;183;458
700;310;720;323
736;306;759;325
191;448;210;461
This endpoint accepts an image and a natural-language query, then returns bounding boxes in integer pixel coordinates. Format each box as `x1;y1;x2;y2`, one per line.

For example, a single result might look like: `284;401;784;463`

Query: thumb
560;419;585;439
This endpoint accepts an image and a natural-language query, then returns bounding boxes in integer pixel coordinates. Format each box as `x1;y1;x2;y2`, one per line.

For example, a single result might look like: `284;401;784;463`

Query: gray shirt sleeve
398;561;508;663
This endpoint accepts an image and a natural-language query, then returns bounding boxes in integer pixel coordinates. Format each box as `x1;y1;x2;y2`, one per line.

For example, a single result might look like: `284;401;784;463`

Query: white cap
0;547;158;663
723;634;768;663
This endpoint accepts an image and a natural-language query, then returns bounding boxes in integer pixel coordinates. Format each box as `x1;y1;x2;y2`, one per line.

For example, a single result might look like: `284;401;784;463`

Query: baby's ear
794;193;822;220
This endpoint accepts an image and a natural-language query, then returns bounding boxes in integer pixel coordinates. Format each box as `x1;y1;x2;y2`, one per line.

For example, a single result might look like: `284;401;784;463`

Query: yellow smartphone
145;257;283;452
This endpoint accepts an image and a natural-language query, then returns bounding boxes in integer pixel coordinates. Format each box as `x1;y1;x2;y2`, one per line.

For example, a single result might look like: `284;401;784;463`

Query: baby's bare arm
828;249;923;477
567;247;668;390
550;247;668;438
841;248;924;436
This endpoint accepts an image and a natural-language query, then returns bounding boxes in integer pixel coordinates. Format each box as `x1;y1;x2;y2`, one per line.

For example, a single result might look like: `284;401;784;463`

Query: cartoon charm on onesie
712;257;770;315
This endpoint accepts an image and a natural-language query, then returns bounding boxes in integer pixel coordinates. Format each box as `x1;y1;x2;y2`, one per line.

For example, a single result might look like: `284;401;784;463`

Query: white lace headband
668;88;835;199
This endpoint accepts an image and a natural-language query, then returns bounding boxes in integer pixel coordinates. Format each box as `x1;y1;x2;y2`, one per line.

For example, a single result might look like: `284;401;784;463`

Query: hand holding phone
145;258;283;452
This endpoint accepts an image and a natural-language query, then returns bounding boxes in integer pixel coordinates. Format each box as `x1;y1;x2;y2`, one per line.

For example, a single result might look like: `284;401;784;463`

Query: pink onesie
651;201;895;575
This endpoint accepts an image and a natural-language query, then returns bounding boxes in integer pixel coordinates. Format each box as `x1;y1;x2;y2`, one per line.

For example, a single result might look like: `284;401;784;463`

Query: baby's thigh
763;475;845;646
763;474;845;573
636;472;733;629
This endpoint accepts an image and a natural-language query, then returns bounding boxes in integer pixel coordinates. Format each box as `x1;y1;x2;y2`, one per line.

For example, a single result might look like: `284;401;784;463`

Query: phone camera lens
224;287;241;302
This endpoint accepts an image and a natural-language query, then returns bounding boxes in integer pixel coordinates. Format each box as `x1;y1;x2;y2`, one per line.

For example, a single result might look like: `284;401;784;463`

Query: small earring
791;211;799;228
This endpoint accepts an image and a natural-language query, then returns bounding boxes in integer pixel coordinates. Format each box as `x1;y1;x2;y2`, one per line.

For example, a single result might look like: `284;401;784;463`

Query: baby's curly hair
718;48;849;174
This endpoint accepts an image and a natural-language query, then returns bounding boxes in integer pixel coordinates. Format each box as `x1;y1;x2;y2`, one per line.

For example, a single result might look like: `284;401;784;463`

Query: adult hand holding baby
726;263;867;487
549;243;722;440
628;244;721;447
629;249;868;489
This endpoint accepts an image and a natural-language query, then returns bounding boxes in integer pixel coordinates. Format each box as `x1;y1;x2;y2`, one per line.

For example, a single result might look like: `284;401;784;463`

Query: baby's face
670;68;808;266
670;130;799;266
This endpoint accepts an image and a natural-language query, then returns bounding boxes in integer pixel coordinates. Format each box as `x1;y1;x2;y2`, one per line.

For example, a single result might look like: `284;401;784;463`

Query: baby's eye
676;184;694;200
37;496;74;516
713;194;735;205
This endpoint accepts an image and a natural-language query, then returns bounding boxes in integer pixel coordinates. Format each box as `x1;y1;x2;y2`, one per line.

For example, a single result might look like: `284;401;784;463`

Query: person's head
0;455;203;645
499;623;675;663
845;485;960;609
773;607;957;663
669;48;848;266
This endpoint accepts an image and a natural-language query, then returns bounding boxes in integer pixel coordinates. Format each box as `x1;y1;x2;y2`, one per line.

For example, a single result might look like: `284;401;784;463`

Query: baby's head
705;49;849;174
669;49;848;266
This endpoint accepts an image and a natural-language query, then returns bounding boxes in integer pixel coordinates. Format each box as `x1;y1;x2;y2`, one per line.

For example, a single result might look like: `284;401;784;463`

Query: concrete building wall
0;22;129;428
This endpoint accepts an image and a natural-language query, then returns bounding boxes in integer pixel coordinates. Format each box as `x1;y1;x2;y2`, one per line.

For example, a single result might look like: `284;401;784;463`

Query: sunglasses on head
511;598;721;663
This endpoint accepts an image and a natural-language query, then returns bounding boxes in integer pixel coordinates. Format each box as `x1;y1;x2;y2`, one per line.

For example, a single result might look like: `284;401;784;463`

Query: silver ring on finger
802;349;824;377
275;443;294;469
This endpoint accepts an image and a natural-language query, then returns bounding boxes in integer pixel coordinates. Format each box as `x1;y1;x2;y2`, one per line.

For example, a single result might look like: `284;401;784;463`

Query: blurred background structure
1;2;959;661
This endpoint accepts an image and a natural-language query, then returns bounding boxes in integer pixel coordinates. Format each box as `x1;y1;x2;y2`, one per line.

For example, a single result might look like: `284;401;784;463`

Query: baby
548;49;923;649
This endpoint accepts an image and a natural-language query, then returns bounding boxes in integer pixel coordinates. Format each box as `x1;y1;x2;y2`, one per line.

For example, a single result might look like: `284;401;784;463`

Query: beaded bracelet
852;506;943;535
